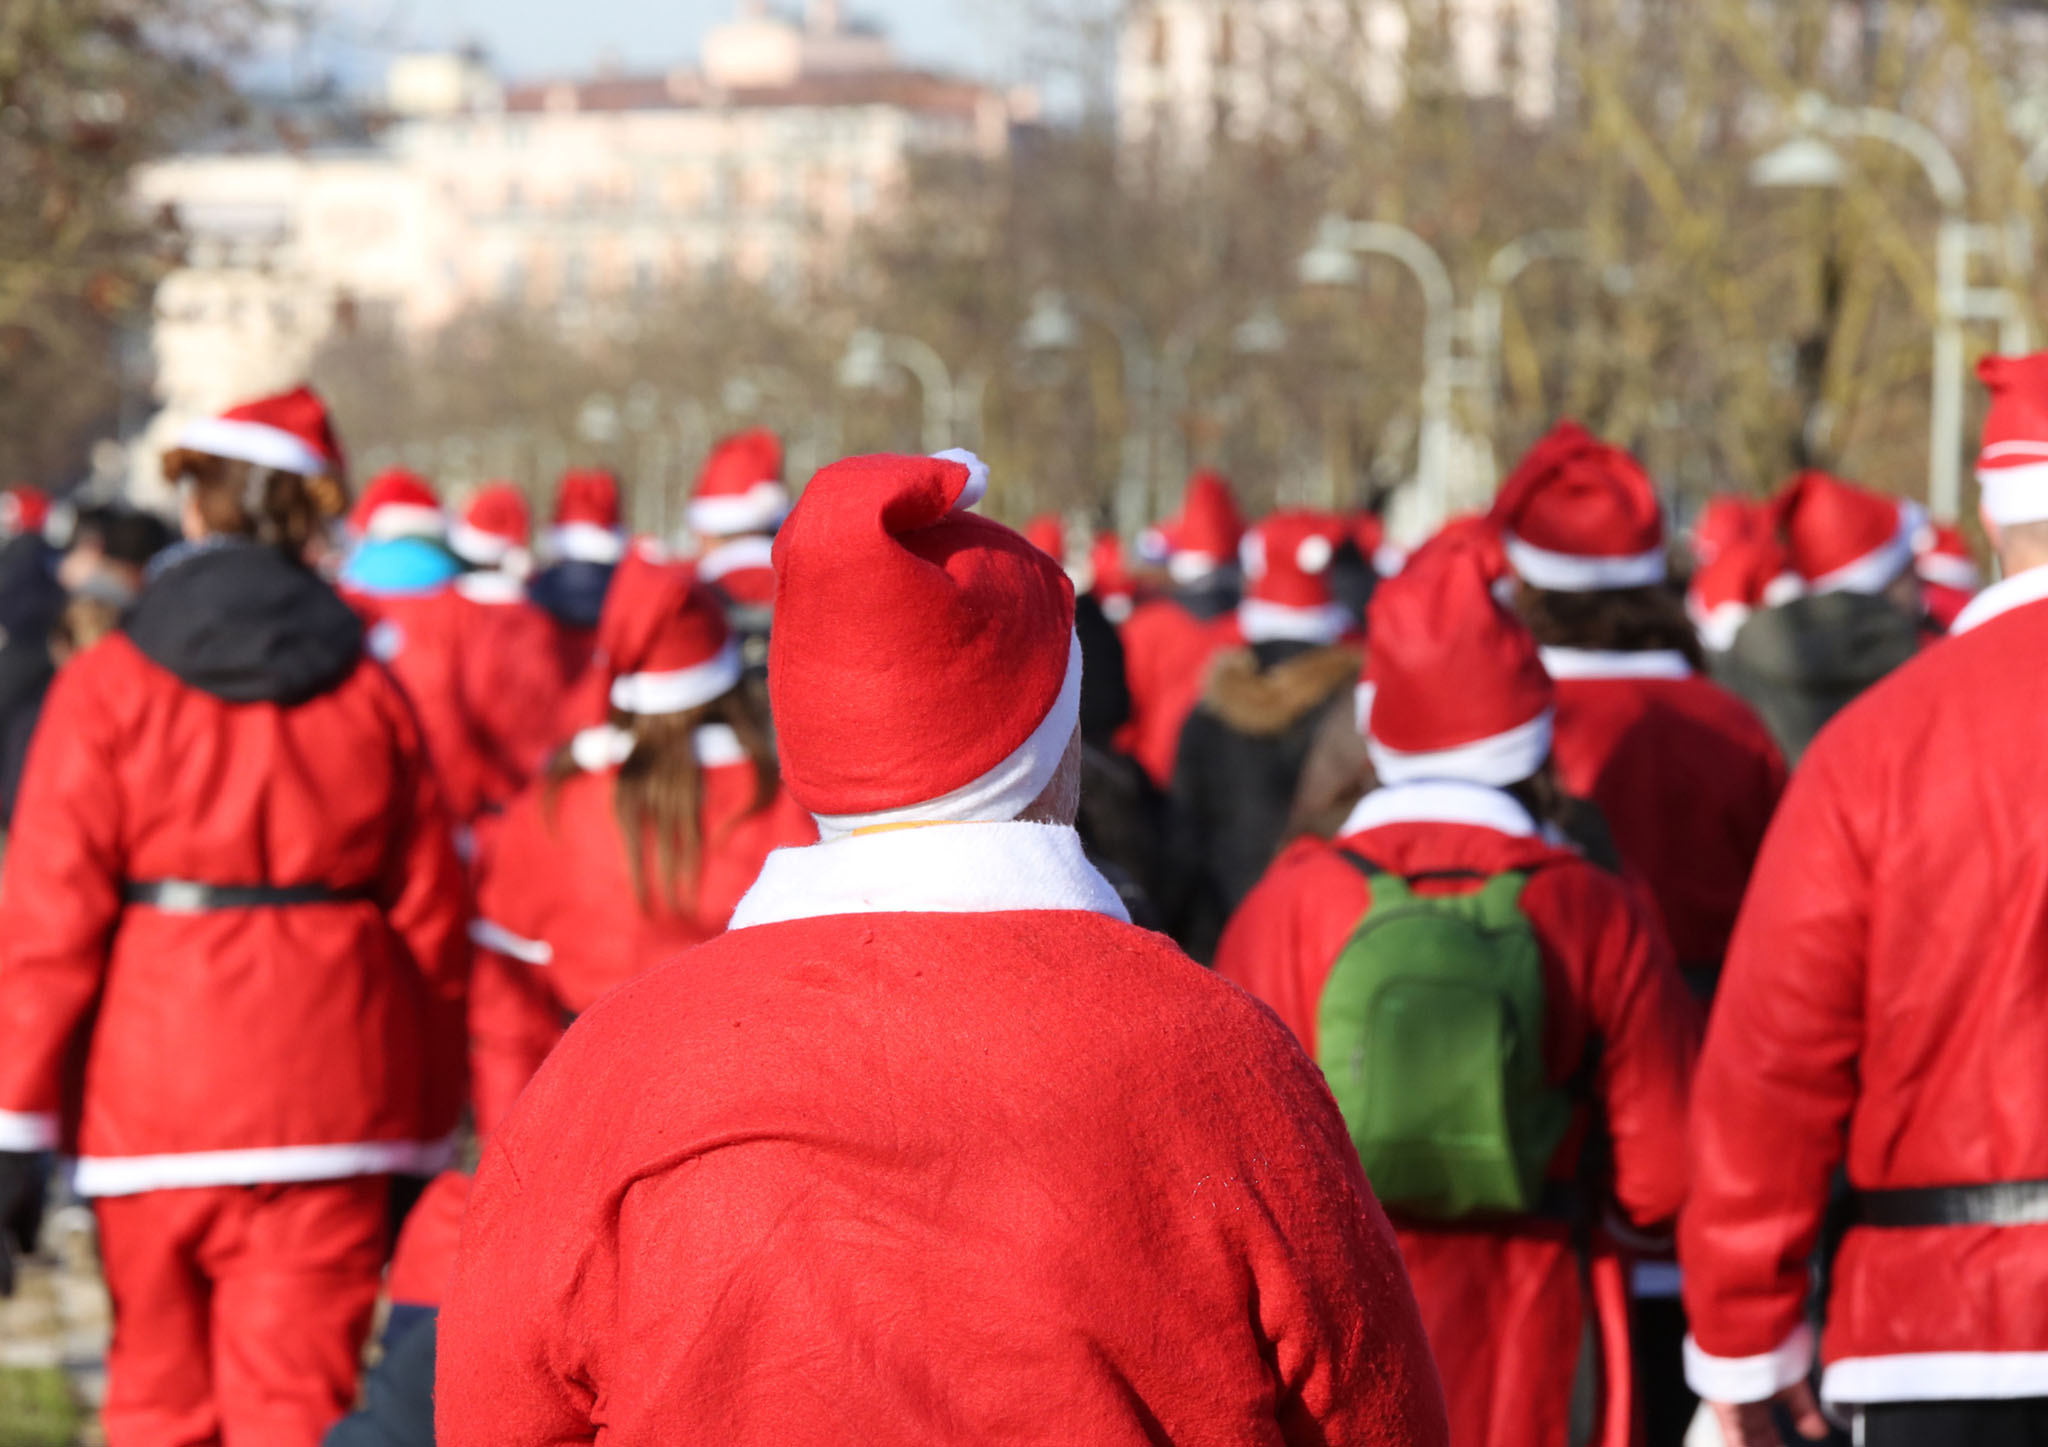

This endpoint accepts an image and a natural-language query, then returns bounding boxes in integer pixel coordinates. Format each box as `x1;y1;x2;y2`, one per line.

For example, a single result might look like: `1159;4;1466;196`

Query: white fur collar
1339;781;1540;840
729;822;1129;929
1950;563;2048;636
454;570;527;605
1538;647;1693;681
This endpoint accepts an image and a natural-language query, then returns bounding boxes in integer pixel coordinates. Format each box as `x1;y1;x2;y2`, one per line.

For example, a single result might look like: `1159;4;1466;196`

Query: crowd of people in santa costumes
7;332;2048;1447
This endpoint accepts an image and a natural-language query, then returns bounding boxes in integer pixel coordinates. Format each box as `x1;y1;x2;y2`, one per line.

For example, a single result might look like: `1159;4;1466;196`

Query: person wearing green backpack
1218;544;1700;1447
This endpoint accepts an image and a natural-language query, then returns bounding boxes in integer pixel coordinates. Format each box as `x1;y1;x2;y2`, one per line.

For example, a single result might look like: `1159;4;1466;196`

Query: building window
1217;11;1236;65
498;257;524;301
1150;12;1171;67
505;179;524;214
633;256;655;296
563;249;587;298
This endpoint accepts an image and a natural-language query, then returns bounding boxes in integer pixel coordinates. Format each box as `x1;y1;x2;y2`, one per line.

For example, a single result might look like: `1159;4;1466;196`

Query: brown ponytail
544;684;779;914
162;447;348;560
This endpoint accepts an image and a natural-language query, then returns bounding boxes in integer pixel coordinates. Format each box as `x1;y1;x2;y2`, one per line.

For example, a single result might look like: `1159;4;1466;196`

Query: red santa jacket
0;556;468;1195
439;822;1448;1447
1120;600;1241;787
346;585;498;825
451;572;575;809
466;723;815;1132
1681;565;2048;1410
1216;781;1699;1447
1539;648;1787;972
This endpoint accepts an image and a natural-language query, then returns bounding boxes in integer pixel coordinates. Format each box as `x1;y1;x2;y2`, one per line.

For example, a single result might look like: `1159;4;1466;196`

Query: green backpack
1316;857;1573;1223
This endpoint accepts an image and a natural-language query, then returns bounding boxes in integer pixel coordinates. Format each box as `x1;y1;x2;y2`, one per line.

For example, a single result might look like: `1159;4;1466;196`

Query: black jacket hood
124;539;365;704
528;559;615;631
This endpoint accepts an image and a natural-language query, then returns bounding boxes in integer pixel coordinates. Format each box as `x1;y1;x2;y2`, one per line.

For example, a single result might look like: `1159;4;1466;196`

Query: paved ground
0;1206;107;1446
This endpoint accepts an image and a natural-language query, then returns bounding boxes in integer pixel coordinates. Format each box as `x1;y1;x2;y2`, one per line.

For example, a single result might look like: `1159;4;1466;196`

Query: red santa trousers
93;1177;387;1447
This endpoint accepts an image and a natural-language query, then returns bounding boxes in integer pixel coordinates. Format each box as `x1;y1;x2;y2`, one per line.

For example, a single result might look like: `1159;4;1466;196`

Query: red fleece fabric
1549;673;1785;969
96;1178;387;1447
1119;601;1241;787
467;759;813;1130
1218;820;1700;1447
439;910;1448;1446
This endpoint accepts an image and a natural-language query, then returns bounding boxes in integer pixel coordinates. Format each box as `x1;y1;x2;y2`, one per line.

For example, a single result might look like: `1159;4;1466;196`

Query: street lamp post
1018;289;1157;537
840;328;956;453
1300;216;1459;530
1752;93;2031;521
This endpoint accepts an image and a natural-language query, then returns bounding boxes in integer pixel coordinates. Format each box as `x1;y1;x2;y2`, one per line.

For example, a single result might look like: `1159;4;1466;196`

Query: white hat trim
697;534;776;584
688;482;789;539
1537;646;1693;681
1168;551;1225;586
610;639;744;716
810;631;1082;844
1504;533;1667;591
1806;523;1915;596
1368;708;1555;788
1339;779;1540;842
1237;597;1351;645
175;416;329;477
364;503;447;543
449;519;526;570
1916;553;1982;591
1688;599;1752;654
1979;460;2048;527
453;570;527;605
550;521;626;565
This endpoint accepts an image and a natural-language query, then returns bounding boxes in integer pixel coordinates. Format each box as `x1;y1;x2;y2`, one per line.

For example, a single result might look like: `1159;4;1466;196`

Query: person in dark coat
1714;471;1923;764
1167;511;1360;961
527;470;625;683
0;529;63;829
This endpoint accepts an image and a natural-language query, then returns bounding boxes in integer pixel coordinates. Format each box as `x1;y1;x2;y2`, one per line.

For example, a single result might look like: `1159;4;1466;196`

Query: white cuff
470;918;554;967
1684;1324;1815;1405
0;1109;59;1152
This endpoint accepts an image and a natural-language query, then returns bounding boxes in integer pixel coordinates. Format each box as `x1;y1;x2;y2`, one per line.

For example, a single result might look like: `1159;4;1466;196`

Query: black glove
0;1150;47;1298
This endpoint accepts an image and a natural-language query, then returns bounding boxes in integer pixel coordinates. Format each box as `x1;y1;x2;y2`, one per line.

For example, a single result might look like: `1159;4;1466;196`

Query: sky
322;0;1024;84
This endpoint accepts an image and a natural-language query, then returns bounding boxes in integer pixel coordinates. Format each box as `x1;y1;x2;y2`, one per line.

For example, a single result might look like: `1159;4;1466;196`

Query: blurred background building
130;0;1033;483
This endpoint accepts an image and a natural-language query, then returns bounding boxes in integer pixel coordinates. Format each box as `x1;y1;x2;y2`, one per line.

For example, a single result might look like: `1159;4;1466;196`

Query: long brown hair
161;447;347;558
545;685;779;913
1513;583;1708;672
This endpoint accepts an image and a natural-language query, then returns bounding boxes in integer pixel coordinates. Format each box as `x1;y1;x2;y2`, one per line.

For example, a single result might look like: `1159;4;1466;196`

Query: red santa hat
599;548;741;718
1024;515;1066;561
1977;353;2048;527
550;469;626;564
1690;495;1758;568
351;469;445;542
1687;533;1803;653
1238;510;1353;645
1139;470;1246;584
1087;532;1138;624
687;429;788;539
1493;421;1667;591
1914;522;1982;631
1406;512;1514;604
0;485;50;538
1364;544;1555;787
769;449;1078;839
175;386;344;480
450;483;532;575
1772;470;1917;594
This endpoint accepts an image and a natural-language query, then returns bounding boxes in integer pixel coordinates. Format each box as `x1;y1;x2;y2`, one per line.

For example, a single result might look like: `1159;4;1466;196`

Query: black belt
1853;1179;2048;1229
122;880;372;914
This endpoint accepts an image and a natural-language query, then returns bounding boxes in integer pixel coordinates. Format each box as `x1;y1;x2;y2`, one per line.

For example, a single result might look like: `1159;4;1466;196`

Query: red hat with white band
1773;471;1918;595
1238;510;1353;645
1977;353;2048;526
550;469;626;564
0;485;50;538
1687;533;1803;653
688;429;788;539
350;469;445;542
175;386;344;480
599;544;742;717
769;449;1078;840
1139;470;1246;585
1364;543;1555;787
451;483;533;575
1493;420;1667;591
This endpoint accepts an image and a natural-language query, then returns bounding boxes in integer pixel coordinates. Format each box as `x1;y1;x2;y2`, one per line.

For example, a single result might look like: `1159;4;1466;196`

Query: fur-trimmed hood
1201;643;1362;737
